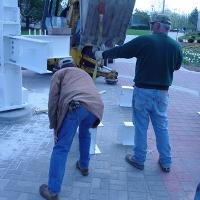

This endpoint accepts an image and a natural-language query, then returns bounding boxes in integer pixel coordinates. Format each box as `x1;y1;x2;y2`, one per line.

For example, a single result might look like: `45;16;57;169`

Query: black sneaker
158;160;170;173
39;184;59;200
125;154;144;170
76;161;89;176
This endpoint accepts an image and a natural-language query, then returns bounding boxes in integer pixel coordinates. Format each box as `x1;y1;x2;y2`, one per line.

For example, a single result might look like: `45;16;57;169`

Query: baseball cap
150;14;171;25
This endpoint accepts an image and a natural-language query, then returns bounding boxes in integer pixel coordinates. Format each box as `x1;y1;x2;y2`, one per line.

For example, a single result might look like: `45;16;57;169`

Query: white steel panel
119;86;133;107
2;0;18;8
0;64;23;111
117;122;135;146
0;23;3;73
7;36;50;73
3;7;20;23
3;24;21;36
24;35;71;58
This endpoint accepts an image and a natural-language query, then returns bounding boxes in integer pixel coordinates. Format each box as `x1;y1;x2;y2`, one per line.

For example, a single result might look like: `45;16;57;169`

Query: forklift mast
41;0;136;83
42;0;136;49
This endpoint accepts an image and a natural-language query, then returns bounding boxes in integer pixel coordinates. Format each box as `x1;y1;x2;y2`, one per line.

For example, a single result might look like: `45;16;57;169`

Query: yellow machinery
42;0;136;83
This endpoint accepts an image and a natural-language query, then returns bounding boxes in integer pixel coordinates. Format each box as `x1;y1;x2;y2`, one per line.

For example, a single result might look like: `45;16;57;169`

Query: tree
188;7;199;31
18;0;44;29
131;9;150;29
164;9;188;30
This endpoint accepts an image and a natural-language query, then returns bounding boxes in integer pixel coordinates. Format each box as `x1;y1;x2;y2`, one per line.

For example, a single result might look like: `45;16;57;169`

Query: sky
134;0;200;14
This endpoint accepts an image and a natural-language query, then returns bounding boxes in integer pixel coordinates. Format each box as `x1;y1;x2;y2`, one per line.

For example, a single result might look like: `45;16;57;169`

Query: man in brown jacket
39;66;104;200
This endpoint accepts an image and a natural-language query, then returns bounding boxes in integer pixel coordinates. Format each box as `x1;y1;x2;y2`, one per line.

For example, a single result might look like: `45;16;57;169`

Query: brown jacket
48;67;104;132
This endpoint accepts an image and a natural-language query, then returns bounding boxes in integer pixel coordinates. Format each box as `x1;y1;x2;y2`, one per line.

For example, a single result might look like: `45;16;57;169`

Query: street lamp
151;5;155;12
162;0;165;13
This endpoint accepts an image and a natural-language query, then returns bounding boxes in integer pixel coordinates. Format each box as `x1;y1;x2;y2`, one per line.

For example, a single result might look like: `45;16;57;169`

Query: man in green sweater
95;14;183;172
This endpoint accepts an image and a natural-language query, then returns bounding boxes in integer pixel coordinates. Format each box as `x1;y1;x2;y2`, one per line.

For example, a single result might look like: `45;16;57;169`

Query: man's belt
68;100;81;112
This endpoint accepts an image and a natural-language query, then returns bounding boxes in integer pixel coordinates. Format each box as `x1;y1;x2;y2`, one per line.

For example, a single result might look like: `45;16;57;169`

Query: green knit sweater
102;33;183;89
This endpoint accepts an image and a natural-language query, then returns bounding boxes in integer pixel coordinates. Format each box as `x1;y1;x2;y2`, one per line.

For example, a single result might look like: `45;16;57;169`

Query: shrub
130;25;149;30
187;38;195;43
178;37;183;42
191;35;196;39
197;39;200;43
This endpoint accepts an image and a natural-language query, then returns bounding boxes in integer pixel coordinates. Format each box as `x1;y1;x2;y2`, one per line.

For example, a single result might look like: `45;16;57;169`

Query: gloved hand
95;51;103;61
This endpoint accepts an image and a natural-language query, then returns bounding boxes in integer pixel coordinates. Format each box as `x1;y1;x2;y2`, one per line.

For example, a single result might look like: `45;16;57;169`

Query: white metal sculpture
119;86;134;107
0;0;25;112
0;0;70;112
117;122;135;146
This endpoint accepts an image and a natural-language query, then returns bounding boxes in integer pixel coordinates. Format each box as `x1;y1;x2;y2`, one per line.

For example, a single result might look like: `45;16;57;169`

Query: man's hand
95;51;103;61
54;129;58;144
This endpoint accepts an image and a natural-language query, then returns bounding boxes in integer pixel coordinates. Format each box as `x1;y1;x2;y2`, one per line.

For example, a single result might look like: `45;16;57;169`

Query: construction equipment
42;0;136;83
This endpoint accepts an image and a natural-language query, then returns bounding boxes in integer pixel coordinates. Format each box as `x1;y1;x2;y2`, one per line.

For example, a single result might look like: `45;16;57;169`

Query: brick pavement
0;63;200;200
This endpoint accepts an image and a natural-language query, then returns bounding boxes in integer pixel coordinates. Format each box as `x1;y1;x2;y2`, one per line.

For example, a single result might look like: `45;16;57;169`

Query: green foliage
18;0;43;28
188;7;199;31
178;33;200;42
183;45;200;67
130;7;198;33
131;9;150;29
178;37;183;42
187;38;195;43
162;9;188;30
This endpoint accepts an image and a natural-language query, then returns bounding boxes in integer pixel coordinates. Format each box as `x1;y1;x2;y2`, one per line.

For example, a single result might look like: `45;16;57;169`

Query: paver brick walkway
0;60;200;200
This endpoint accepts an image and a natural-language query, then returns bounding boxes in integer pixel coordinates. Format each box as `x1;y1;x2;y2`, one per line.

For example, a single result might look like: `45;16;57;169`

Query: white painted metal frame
0;0;71;112
24;35;71;59
117;121;135;146
89;122;103;155
0;0;26;112
119;86;134;107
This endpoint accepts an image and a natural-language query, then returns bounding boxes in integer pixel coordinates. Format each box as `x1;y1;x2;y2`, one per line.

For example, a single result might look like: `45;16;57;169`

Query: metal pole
162;0;165;13
0;2;4;73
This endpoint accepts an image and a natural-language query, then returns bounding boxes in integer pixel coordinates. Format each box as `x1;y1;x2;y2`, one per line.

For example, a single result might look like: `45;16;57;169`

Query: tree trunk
26;17;30;29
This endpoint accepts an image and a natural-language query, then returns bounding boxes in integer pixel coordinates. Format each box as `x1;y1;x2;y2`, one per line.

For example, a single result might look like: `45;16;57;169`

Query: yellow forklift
42;0;136;84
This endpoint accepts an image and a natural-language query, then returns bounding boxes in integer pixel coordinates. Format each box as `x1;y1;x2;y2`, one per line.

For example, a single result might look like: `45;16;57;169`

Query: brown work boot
39;184;59;200
76;161;89;176
125;154;144;170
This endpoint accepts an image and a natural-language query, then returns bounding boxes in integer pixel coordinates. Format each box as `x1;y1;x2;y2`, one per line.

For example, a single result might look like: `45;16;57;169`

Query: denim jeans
194;182;200;200
132;87;171;168
48;106;97;194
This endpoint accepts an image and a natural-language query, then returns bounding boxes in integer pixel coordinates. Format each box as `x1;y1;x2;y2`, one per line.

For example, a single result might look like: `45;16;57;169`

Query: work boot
158;160;170;173
76;161;89;176
125;154;144;170
39;184;59;200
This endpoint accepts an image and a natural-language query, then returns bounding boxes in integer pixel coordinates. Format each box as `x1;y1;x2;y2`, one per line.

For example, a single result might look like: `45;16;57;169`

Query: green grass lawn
21;29;29;35
22;28;150;36
126;29;150;35
21;29;41;35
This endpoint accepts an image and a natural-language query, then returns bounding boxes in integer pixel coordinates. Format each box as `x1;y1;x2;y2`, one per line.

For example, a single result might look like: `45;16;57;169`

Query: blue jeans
194;182;200;200
48;106;97;194
132;87;171;168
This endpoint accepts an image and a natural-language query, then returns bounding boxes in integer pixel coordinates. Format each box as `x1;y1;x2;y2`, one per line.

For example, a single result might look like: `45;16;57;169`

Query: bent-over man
39;66;104;200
